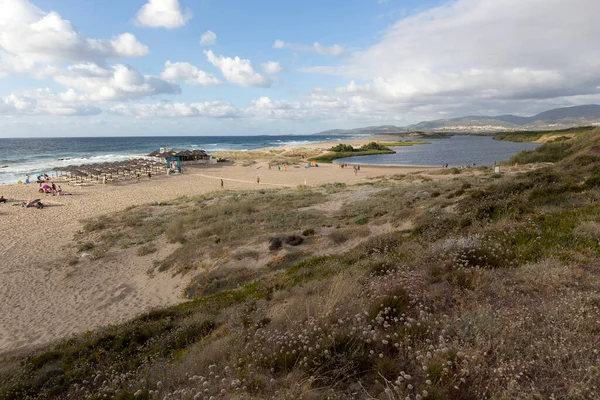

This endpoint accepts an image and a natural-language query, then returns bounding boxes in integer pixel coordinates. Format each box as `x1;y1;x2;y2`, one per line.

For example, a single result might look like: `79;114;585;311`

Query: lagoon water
336;135;541;167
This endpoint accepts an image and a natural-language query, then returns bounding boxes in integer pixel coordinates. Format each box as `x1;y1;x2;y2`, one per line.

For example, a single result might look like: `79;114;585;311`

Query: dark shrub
361;142;388;151
330;144;355;152
269;237;283;251
285;235;304;246
584;174;600;188
302;228;315;236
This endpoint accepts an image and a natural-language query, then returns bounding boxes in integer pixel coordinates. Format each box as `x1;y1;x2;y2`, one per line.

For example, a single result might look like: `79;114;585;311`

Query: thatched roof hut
148;149;210;162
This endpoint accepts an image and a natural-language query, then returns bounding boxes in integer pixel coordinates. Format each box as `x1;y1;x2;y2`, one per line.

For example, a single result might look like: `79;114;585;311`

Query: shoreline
0;134;384;187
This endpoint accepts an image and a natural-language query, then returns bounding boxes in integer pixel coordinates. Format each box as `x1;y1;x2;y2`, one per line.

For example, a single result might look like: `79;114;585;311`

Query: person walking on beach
220;179;224;188
256;176;260;184
136;173;140;182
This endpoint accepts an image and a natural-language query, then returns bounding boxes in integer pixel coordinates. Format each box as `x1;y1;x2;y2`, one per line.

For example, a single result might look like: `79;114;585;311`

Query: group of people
338;163;361;175
441;163;478;169
19;173;51;185
268;164;288;171
38;182;64;195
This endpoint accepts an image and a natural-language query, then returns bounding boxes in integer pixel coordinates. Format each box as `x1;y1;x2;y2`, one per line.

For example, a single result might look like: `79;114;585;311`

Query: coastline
0;139;436;356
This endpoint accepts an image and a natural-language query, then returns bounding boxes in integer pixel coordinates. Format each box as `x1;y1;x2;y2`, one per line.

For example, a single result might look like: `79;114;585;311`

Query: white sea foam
0;154;147;185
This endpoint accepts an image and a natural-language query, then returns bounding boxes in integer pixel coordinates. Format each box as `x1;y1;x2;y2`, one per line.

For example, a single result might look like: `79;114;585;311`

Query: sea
0;135;541;185
0;135;355;185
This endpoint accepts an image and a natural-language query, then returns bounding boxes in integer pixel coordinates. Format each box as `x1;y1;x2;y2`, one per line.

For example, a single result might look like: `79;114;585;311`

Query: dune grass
494;125;596;142
4;129;600;399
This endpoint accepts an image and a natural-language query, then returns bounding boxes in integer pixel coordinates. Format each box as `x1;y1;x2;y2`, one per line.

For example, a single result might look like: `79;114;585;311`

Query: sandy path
0;162;433;355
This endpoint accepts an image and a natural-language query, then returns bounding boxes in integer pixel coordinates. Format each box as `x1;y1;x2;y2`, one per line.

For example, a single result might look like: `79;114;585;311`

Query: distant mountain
314;105;600;135
409;105;600;132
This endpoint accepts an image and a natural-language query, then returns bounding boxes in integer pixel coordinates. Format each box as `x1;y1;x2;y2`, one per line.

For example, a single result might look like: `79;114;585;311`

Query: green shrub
360;141;388;151
584;174;600;188
186;268;256;298
367;260;397;276
354;216;369;225
329;143;355;152
369;287;411;321
510;138;573;164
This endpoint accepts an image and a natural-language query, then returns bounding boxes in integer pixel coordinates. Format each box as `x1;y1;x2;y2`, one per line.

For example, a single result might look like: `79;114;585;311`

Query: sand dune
0;161;433;355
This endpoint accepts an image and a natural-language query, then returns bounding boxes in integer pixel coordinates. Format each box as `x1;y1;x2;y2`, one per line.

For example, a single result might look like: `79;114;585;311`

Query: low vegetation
494;125;596;142
309;141;426;163
4;129;600;399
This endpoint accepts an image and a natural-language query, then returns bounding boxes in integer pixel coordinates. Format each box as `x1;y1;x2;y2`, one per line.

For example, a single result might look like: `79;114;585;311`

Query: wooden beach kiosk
147;149;216;166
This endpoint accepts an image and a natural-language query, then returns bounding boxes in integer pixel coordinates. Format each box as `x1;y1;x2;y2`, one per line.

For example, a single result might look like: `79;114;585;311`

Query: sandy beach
0;146;435;356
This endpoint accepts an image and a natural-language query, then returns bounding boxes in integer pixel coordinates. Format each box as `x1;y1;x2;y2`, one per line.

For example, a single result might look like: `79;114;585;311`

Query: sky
0;0;599;137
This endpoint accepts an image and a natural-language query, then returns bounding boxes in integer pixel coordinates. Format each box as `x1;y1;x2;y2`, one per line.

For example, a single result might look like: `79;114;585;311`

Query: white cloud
248;95;355;121
261;61;284;75
305;92;348;110
54;63;181;101
161;61;222;86
317;0;600;117
200;30;217;46
108;101;240;118
134;0;192;29
204;50;272;88
273;40;346;56
0;0;148;75
0;88;101;116
335;80;372;94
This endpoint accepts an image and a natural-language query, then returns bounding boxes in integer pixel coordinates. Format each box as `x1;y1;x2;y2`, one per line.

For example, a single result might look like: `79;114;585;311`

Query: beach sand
0;158;434;356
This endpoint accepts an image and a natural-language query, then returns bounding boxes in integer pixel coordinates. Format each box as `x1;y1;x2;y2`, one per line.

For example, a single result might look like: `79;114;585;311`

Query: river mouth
333;135;541;167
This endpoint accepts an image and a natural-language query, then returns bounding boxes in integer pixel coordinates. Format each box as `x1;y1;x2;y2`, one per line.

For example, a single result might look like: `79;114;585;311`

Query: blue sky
1;0;599;137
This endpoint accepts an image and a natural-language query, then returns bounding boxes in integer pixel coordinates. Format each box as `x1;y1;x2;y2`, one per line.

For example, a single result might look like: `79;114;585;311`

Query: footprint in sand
95;284;135;311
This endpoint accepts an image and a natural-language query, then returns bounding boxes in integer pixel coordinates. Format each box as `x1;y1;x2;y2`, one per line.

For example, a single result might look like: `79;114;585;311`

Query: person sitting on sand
0;195;7;203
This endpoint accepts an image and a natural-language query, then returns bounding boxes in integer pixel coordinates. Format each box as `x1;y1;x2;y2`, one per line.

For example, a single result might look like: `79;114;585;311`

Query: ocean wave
0;154;148;185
